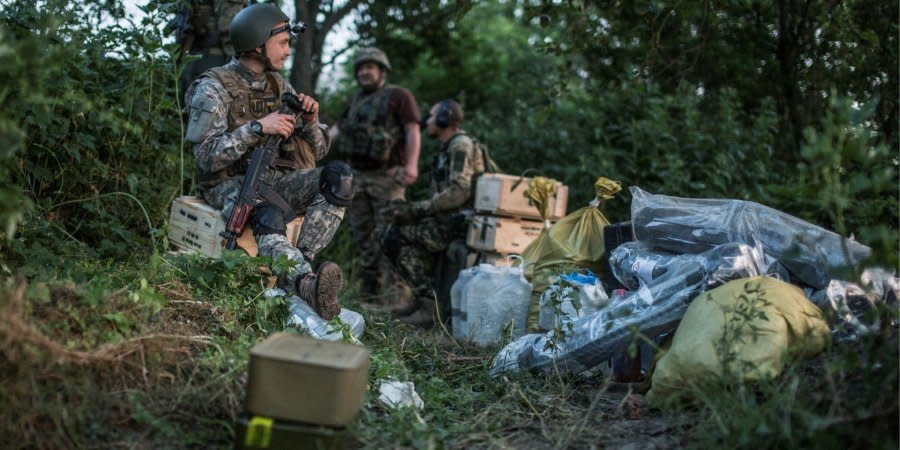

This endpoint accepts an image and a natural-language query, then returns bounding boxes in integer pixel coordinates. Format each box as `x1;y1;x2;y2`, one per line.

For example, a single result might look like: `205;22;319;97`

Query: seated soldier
185;4;353;320
384;99;486;328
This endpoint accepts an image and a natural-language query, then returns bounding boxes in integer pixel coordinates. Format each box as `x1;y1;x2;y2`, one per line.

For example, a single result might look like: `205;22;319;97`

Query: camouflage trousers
347;166;407;300
202;167;345;289
385;217;455;301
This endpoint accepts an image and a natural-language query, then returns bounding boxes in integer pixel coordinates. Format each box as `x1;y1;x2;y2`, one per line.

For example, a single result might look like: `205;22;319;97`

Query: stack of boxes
237;333;370;450
466;174;568;265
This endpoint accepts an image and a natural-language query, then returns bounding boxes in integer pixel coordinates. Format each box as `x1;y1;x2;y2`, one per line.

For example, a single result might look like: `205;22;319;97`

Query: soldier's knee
319;161;354;207
383;224;409;263
250;202;288;236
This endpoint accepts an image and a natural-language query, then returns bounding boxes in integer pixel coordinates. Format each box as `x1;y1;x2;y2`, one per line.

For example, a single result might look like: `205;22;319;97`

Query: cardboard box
474;173;568;220
235;414;349;450
246;333;370;427
466;215;545;255
168;196;302;258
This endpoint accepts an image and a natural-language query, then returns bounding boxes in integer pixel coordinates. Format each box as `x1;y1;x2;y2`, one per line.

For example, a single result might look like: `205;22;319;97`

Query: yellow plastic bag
647;276;831;404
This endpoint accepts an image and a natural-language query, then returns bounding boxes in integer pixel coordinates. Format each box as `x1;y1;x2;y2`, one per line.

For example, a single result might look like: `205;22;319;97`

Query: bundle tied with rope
519;176;622;331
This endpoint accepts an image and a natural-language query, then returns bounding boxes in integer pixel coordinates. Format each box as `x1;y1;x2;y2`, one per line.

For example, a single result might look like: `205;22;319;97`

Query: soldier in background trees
329;47;422;305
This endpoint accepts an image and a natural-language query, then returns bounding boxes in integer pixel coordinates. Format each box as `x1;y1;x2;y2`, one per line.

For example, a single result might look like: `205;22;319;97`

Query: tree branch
322;0;365;35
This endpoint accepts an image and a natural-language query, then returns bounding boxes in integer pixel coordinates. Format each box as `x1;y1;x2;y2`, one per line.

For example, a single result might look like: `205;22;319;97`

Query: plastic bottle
464;262;532;346
450;267;478;339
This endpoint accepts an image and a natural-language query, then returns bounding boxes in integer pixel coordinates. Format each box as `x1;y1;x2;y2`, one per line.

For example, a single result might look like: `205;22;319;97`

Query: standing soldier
168;0;250;103
329;47;421;304
384;100;487;328
184;4;353;320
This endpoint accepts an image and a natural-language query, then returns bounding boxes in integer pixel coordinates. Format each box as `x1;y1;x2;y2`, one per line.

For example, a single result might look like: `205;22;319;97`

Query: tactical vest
431;133;487;210
195;66;312;189
338;85;403;168
188;0;246;55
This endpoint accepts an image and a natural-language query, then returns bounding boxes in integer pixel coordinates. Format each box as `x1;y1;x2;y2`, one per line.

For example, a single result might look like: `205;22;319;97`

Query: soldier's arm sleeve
284;83;330;161
414;138;476;215
185;80;263;174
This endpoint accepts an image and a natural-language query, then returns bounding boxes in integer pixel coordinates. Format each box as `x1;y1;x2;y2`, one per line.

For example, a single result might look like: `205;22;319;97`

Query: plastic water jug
451;267;478;339
464;261;532;346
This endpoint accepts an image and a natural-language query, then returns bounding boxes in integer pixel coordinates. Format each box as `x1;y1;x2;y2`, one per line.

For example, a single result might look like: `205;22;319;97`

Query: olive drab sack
520;177;620;331
646;276;831;405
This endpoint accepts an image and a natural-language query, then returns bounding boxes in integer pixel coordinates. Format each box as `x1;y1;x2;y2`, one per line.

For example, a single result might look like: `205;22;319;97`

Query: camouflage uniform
386;132;485;302
171;0;249;102
338;84;419;298
185;59;343;289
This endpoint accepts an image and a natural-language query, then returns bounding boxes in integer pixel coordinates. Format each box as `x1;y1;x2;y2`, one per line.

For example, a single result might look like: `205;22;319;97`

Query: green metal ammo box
246;333;370;427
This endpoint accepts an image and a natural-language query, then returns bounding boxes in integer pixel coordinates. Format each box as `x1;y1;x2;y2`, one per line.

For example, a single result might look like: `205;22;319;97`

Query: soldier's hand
296;93;319;123
402;163;418;185
259;112;296;138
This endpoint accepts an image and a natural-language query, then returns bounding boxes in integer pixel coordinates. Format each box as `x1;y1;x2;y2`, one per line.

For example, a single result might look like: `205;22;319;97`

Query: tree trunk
290;0;365;95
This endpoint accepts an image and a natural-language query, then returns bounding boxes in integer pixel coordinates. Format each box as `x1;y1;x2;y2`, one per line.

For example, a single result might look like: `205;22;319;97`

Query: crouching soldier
185;4;352;320
384;100;487;328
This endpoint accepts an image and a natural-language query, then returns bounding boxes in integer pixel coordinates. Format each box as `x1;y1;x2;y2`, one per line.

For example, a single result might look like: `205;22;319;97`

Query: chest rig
430;133;486;209
338;85;402;167
198;66;309;188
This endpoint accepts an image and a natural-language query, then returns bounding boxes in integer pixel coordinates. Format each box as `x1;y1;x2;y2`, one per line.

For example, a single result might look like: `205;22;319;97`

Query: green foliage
0;0;184;265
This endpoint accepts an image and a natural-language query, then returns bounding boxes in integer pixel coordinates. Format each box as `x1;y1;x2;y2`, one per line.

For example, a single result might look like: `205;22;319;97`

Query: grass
1;227;897;449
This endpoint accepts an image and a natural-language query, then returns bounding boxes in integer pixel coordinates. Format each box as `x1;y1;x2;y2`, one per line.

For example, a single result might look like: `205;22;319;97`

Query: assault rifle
220;93;308;251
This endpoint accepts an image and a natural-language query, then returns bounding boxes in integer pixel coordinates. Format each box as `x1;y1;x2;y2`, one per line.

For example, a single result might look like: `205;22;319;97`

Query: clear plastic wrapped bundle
810;268;899;342
630;187;871;289
610;241;789;290
490;243;767;376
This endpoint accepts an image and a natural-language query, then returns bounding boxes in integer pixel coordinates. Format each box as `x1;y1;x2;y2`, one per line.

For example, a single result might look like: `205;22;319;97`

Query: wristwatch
249;120;264;136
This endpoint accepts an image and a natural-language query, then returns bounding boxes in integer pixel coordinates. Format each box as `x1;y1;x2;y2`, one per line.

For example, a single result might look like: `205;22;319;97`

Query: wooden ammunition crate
466;215;545;255
474;173;568;220
168;196;303;258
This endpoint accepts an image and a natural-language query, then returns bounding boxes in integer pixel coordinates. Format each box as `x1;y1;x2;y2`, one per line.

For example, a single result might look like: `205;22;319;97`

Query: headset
435;99;453;128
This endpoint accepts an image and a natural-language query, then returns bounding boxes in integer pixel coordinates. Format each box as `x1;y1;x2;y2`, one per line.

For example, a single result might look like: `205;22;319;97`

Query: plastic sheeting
490;242;768;376
610;241;790;291
810;268;900;342
261;289;365;342
630;187;871;289
538;271;609;331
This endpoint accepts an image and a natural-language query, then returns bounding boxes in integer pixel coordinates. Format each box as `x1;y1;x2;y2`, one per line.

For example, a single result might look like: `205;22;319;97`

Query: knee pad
383;224;409;263
319;160;354;207
250;202;288;237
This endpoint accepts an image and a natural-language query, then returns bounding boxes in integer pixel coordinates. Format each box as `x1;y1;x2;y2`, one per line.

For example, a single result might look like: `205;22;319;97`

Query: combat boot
295;262;343;320
389;299;419;318
398;299;435;329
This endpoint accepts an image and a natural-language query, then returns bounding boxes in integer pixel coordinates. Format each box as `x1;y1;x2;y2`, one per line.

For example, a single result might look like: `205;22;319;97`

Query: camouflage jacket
185;59;328;189
411;132;485;217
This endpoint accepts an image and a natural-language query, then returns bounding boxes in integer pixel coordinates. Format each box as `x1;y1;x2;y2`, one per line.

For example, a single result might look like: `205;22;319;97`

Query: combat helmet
230;3;304;53
353;47;392;72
